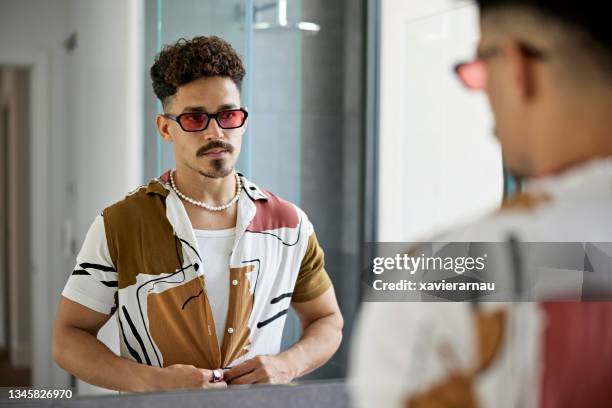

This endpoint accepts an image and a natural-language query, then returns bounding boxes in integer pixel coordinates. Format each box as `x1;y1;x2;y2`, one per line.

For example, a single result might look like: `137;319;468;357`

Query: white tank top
193;227;235;346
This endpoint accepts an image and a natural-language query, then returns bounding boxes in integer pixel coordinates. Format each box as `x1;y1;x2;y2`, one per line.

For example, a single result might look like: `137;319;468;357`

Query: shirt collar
238;172;269;202
145;178;170;197
525;157;612;197
145;170;269;202
145;170;268;262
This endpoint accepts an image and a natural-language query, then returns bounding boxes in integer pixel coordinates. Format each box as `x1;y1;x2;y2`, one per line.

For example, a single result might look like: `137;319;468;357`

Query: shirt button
227;328;234;334
232;279;239;286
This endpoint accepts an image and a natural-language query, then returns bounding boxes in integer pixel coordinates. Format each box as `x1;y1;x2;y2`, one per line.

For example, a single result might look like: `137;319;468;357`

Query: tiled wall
250;0;366;379
143;0;366;380
300;0;365;379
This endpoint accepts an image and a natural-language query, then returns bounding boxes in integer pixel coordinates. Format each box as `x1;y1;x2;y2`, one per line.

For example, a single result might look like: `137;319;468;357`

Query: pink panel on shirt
248;191;299;232
160;170;171;183
540;302;612;408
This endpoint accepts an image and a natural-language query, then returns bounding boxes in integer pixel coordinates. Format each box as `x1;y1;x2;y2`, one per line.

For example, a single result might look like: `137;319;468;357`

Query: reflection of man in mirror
52;36;343;392
351;1;612;407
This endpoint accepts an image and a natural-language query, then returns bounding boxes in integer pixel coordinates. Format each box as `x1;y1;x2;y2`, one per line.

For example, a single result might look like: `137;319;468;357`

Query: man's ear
156;114;174;142
504;40;537;101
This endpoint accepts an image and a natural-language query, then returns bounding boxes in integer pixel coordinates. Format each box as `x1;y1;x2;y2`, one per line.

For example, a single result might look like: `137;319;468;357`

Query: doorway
0;66;32;387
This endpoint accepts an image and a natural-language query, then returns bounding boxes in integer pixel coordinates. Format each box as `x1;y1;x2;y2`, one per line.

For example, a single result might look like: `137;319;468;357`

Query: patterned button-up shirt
62;171;331;369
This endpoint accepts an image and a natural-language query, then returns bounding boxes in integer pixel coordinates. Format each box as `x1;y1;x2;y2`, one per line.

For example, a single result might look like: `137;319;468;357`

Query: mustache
196;140;234;157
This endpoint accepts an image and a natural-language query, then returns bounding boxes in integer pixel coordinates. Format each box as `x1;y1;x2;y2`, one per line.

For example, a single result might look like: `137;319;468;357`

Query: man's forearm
277;312;343;379
53;326;160;392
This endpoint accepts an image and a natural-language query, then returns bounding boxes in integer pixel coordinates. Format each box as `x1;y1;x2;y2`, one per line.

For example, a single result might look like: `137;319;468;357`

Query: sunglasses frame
163;108;249;132
454;41;549;91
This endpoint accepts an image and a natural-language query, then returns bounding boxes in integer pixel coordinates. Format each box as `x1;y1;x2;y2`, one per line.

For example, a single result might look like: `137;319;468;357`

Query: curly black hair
150;36;246;106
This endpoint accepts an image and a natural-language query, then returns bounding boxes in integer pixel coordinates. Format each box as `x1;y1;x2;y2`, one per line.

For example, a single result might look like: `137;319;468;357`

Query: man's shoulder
258;188;302;212
438;191;554;242
103;179;168;219
439;189;612;242
242;176;302;212
242;178;309;232
440;214;534;243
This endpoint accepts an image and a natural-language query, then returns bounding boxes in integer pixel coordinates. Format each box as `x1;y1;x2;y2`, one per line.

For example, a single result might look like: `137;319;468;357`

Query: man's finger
205;381;228;389
227;370;261;385
198;369;214;383
199;369;224;383
224;358;260;380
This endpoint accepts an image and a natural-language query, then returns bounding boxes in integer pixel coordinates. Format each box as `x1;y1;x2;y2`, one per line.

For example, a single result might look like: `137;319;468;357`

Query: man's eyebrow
180;103;239;113
218;103;239;110
181;106;207;113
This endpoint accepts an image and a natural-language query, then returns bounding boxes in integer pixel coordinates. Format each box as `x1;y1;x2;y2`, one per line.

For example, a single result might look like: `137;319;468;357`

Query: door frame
0;51;55;387
0;93;9;351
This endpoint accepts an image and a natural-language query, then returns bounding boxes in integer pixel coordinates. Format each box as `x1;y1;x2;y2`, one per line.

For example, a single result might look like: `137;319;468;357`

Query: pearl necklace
169;170;241;211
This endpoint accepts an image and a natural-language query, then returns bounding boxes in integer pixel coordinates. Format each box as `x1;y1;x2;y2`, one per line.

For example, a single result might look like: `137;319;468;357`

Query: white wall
378;0;503;241
0;0;143;390
69;0;143;237
67;0;143;395
0;0;73;388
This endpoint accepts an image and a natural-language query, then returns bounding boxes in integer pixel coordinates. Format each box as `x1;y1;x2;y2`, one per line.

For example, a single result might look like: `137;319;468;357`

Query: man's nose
204;117;224;139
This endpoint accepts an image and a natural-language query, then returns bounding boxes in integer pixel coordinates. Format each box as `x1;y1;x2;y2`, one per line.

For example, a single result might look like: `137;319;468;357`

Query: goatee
199;162;233;179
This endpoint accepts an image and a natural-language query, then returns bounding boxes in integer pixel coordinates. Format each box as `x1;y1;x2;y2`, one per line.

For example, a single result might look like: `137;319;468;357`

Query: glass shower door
249;0;304;352
148;0;306;356
153;0;254;176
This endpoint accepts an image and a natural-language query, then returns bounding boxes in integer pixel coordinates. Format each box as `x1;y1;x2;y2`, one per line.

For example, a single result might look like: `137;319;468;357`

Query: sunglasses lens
217;110;246;129
179;113;208;131
456;61;487;90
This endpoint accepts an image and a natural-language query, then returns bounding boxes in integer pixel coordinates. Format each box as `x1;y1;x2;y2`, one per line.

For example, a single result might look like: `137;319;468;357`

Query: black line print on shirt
270;292;293;304
245;216;303;247
257;308;289;329
241;258;261;305
181;289;204;310
118;312;143;364
122;306;151;365
79;262;117;272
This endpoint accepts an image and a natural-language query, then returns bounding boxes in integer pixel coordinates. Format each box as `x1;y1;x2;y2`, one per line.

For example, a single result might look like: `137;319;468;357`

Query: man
53;36;343;392
351;1;612;407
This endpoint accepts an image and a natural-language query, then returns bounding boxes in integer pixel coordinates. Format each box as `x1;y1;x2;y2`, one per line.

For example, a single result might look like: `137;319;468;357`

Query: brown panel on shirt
407;374;479;408
292;232;332;303
500;191;552;213
473;309;506;374
148;276;221;369
221;265;255;367
103;181;184;289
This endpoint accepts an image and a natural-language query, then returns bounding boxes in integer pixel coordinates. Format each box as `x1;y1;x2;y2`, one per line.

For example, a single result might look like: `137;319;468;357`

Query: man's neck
173;165;237;205
533;105;612;178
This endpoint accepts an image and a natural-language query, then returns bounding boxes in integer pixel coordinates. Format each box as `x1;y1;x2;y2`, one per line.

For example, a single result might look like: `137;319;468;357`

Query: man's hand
224;288;343;385
223;355;295;385
53;297;229;392
148;364;228;390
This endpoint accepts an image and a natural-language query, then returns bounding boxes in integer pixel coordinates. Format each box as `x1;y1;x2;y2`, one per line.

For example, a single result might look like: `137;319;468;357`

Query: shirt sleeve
292;231;332;303
61;214;118;314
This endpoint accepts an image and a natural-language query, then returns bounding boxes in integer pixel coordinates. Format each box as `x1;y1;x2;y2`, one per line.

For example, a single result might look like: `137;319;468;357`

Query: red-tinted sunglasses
163;108;248;132
454;59;488;90
454;42;548;91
